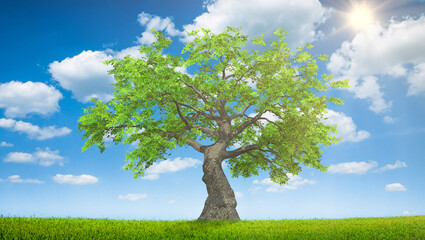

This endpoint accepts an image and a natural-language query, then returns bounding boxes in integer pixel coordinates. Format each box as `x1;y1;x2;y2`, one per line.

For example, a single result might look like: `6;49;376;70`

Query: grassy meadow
0;215;424;239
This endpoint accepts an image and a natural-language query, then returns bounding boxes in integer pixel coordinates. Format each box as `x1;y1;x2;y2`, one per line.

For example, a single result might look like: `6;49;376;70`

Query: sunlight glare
348;4;374;29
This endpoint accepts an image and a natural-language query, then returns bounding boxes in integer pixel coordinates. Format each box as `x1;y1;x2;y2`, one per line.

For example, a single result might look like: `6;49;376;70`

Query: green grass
1;215;424;239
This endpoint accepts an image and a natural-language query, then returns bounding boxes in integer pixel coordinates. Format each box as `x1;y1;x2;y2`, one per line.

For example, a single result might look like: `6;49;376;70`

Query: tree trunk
197;141;240;221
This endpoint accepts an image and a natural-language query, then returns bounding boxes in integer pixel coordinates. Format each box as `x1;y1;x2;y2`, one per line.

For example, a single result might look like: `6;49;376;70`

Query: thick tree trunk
197;141;240;221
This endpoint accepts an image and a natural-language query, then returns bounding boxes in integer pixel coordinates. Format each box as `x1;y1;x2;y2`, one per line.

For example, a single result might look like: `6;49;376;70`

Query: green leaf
251;34;266;46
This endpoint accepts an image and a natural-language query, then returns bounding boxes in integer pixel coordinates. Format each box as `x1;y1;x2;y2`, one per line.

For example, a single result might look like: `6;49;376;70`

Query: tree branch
157;128;209;153
221;56;226;81
225;74;235;80
171;100;222;121
231;110;264;138
228;103;252;121
257;112;286;132
178;76;209;105
172;100;219;137
229;60;263;91
217;97;228;119
224;144;261;159
185;138;208;153
230;92;276;138
174;100;190;126
246;151;275;167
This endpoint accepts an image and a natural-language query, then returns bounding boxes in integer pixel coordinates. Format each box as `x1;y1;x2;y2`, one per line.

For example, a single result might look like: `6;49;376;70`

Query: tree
78;26;349;221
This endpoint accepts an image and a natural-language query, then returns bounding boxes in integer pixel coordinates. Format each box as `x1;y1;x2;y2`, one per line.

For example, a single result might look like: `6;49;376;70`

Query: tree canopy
78;26;349;186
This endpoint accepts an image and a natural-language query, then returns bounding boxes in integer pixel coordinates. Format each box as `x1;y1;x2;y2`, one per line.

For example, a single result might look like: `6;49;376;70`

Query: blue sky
0;0;424;220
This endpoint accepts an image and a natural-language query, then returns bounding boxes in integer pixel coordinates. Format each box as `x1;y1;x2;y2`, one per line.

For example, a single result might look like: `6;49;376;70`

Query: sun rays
347;3;374;29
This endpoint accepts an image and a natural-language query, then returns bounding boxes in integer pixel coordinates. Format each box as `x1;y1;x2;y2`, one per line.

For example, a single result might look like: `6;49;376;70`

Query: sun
347;3;374;29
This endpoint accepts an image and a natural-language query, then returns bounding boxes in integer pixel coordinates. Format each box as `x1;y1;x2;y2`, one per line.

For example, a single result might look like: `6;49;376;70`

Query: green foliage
78;26;349;184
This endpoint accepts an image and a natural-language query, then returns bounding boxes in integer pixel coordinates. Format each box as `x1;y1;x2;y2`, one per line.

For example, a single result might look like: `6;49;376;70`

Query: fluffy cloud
0;118;71;140
374;160;407;173
48;46;144;103
34;148;63;167
385;183;407;192
142;157;202;180
328;161;378;175
327;15;425;113
180;0;330;49
48;50;114;103
252;173;316;192
118;193;148;201
4;152;36;164
35;148;65;167
7;175;44;184
137;12;185;45
52;174;99;185
0;81;63;118
3;148;65;166
0;141;13;147
135;0;330;49
322;110;370;143
328;160;408;175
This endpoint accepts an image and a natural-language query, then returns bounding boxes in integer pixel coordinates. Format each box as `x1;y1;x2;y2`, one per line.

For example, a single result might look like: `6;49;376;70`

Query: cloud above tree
327;15;425;114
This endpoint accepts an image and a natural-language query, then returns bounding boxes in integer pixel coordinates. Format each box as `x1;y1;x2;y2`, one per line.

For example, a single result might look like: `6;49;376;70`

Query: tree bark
197;141;240;221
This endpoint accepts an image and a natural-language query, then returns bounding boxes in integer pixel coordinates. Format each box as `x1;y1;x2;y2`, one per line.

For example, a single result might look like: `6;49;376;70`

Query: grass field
1;215;424;239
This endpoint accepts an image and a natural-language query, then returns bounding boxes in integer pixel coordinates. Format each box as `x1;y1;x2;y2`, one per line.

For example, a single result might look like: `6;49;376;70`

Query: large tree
78;26;349;221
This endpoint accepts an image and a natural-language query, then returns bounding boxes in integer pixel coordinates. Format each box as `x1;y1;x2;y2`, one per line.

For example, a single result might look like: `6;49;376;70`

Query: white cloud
322;110;370;142
385;183;407;192
168;199;176;204
374;160;407;173
118;193;148;201
328;161;378;175
0;81;63;118
48;47;144;103
180;0;331;49
0;118;15;128
253;173;316;192
48;50;115;103
109;46;145;60
4;152;36;164
248;186;262;193
234;191;243;198
3;148;64;166
407;62;425;96
35;148;65;167
327;15;425;113
0;178;3;183
1;141;13;147
7;175;44;184
383;116;396;124
402;210;417;215
137;12;185;45
0;118;71;140
52;174;99;185
142;157;202;180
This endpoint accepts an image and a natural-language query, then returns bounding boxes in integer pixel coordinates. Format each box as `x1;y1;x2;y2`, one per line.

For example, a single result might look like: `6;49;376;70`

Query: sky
0;0;424;221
